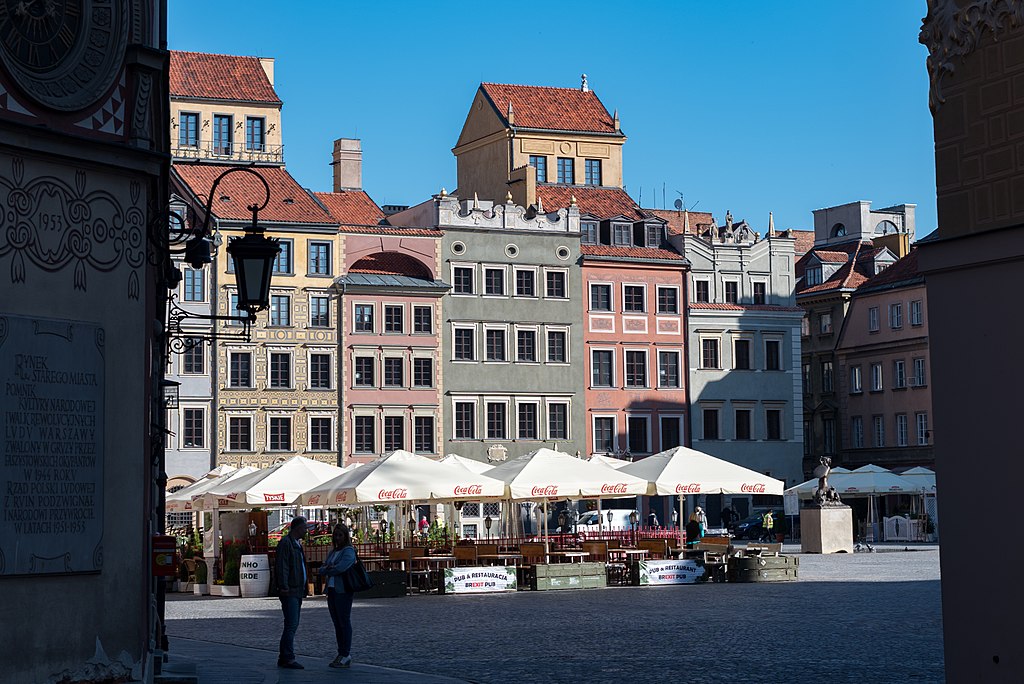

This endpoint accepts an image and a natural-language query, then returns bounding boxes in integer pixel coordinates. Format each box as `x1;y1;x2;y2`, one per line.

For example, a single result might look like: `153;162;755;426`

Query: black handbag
340;557;373;593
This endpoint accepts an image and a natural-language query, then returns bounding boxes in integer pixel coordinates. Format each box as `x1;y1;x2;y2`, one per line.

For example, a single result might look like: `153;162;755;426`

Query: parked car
556;509;639;535
733;513;786;540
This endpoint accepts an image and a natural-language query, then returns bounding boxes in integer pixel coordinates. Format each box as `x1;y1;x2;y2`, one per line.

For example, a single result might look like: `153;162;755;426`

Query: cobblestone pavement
165;546;944;683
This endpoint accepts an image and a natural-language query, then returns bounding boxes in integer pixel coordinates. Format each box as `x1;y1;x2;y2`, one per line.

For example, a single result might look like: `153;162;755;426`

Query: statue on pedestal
812;456;843;507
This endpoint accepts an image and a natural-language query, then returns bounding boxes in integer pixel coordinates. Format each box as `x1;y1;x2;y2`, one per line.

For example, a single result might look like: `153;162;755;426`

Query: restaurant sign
638;559;707;585
442;566;517;594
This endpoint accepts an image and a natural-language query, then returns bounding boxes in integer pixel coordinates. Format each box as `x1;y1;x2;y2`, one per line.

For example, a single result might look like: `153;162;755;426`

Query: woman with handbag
319;523;356;669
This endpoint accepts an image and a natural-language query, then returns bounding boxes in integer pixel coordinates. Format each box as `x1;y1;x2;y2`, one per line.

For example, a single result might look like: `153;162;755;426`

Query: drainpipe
337;280;347;467
682;262;693;449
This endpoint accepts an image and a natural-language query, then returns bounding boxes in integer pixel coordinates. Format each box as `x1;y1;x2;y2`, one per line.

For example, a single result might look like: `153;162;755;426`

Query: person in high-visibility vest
760;510;775;542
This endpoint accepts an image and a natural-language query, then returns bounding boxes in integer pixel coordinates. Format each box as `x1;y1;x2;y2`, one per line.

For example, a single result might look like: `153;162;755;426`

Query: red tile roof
170;51;281;104
796;241;877;295
350;252;433;279
537;185;645;221
791;229;815;256
173;164;334;224
480;83;619;134
313;191;385;226
690;302;804;313
857;249;922;292
581;244;686;261
337;225;440;237
647;209;716;235
814;250;851;263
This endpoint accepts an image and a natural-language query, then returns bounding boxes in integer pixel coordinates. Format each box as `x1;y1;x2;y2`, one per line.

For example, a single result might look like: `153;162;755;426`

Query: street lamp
628;510;639;546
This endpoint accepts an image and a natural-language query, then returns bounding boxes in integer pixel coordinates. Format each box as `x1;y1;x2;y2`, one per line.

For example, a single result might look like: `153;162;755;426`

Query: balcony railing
171;139;284;164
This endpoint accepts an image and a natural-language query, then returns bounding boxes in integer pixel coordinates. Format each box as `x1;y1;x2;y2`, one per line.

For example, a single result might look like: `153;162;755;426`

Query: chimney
258;57;275;86
332;138;362;192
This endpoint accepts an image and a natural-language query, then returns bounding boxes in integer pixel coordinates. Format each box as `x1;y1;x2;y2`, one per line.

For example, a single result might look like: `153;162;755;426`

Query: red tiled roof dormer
480;83;619;134
313;191;385;226
172;164;333;224
537;186;645;221
647;209;716;235
857;249;922;292
796;241;876;295
170;50;281;104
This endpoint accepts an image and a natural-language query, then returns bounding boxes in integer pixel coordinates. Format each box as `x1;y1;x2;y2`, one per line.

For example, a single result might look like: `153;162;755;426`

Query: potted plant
217;540;244;597
193;559;209;595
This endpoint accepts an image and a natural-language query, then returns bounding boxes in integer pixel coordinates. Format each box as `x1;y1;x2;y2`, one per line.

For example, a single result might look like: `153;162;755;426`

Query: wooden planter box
531;562;607;591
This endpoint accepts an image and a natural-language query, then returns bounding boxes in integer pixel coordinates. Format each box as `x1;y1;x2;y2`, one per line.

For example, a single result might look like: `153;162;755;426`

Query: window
802;363;810;394
310;417;332;451
584;159;602;185
916;413;929;445
766;409;782;440
765;340;781;371
725;281;739;304
735;410;751;440
820;312;833;334
546;271;566;298
910;300;924;326
868;306;880;332
515;269;536;297
454;328;475;361
612;223;631;246
178;112;198;147
889;303;903;329
413;306;432;333
245;116;265;152
455;402;476;439
623;285;645;312
518;403;538;439
893;360;906;389
354;416;375;453
517;330;537;362
646;225;665;248
896;414;909;447
529;155;547;183
627;416;649;453
702;409;720;440
873;416;885;447
354;357;374;387
354;304;373;332
801;315;810;337
182;408;204;448
310;296;330;328
414;416;435;453
213;114;232;155
183;343;204;375
805;267;822;286
851;416;864;448
183;267;205;301
453;266;474;294
269;416;291;451
384;416;404;451
592;350;613;387
557;157;574;184
228;416;251;451
269;352;291;388
548;403;569;440
308;242;331;275
590;284;612;311
625;351;647;387
581;221;598;244
821;361;834;392
484;268;505;296
413;358;433;387
486;403;507;440
823;418;835;454
383;357;403;387
384;305;403;333
273;240;292;273
547;330;567;363
309;353;331;389
229;352;252;388
913;357;927;386
270;295;291;326
694;280;710;303
228;292;244;321
485;329;507;361
657;287;678;314
701;339;720;369
850;366;862;393
734;339;751;370
658;351;680;388
871;363;883;391
661;416;682;450
594;417;615;453
753;282;766;305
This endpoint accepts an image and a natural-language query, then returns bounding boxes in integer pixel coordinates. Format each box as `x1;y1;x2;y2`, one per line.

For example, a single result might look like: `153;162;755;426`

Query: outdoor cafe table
609;548;648;560
478;553;523;566
549;551;589;563
411;555;457;570
360;556;388;571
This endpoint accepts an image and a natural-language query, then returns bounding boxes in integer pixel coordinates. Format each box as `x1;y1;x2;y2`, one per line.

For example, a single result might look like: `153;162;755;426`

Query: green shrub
222;540;246;585
195;560;208;584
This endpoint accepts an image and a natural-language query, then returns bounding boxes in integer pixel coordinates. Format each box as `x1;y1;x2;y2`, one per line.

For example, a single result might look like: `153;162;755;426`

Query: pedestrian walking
320;523;357;669
761;510;775;542
720;505;737;531
274;516;308;669
647;509;659;528
694;506;708;535
685;513;703;547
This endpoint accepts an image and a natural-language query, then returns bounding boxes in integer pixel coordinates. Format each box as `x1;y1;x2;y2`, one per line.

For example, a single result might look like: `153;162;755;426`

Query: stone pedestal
800;506;853;554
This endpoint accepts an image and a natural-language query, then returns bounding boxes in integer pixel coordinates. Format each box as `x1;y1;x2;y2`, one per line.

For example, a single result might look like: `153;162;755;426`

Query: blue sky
169;1;935;235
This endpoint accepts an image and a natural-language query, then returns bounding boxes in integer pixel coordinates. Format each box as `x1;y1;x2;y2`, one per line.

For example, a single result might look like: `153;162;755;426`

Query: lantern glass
227;231;280;314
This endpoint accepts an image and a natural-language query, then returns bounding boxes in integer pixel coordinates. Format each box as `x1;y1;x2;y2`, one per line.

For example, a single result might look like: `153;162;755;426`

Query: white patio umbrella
437;456;508;537
197;456;346;510
589;454;629;469
166;466;258;513
439;454;494;475
620;446;785;548
899;466;936;493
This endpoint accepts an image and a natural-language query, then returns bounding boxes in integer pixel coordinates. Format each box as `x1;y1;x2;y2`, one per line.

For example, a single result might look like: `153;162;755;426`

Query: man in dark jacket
275;516;308;669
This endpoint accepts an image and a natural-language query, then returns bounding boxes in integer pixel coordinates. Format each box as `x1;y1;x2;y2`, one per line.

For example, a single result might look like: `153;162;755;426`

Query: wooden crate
531;562;607;591
726;555;799;583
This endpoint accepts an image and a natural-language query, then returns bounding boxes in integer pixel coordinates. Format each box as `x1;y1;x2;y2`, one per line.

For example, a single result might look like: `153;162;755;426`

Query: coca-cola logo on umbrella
740;483;766;493
601;483;629;494
334;491;348;503
675;483;702;494
453;484;483;496
531;485;558;497
307;495;321;505
378;488;408;500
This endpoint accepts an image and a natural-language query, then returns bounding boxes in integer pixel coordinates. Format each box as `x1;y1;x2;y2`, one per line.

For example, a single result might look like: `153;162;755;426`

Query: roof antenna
581;73;589;92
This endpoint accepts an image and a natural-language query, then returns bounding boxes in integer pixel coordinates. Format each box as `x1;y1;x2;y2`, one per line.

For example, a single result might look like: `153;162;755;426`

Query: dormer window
645;225;665;248
612;223;631;246
805;267;823;286
830;223;846;238
581;221;598;244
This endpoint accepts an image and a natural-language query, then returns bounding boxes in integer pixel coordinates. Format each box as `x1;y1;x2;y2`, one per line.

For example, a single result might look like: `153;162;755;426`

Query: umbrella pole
543;499;549;563
598;498;604;538
678;494;684;550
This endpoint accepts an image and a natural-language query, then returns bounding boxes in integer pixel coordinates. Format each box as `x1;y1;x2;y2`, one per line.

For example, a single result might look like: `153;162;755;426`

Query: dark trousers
278;596;303;663
761;528;774;542
327;588;354;658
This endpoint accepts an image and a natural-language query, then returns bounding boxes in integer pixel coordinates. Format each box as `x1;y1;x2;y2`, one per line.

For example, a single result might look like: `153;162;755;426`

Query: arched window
830;223;846;238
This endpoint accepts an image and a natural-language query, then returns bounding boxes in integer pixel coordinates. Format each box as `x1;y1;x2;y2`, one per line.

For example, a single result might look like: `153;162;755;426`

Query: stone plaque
0;315;104;576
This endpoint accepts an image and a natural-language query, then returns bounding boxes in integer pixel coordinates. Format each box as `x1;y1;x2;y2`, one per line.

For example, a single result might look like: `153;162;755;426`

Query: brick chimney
332;138;362;192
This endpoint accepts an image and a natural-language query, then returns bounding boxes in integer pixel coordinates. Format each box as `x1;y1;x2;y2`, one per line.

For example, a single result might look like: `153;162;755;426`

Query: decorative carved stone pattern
920;0;1024;113
0;156;145;295
73;72;126;136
